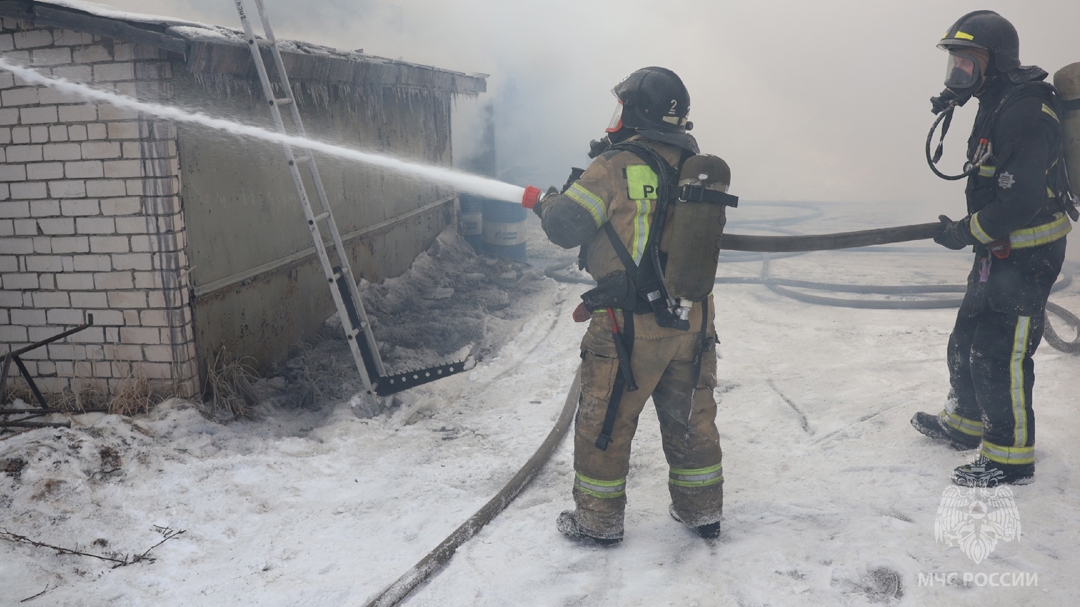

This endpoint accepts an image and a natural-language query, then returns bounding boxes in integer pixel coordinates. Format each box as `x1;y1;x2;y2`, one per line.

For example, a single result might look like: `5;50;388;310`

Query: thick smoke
99;0;1080;212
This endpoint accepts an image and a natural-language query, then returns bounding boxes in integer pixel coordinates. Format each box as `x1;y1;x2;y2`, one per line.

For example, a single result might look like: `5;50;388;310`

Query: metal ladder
232;0;469;399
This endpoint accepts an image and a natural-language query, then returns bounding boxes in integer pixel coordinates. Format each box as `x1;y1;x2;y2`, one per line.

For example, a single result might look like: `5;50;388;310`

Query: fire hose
720;222;944;252
724;222;1080;353
361;370;580;607
547;221;1080;353
364;214;1079;607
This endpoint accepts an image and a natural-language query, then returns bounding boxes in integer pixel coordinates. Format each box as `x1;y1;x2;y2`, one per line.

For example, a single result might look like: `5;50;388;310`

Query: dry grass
2;345;260;422
108;368;155;417
53;383;109;412
1;383;43;408
287;342;359;410
2;364;164;417
1;382;102;410
202;346;259;420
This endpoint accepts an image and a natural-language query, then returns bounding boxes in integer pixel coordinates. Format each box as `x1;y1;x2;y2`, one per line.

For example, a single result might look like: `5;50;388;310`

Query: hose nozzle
521;185;542;209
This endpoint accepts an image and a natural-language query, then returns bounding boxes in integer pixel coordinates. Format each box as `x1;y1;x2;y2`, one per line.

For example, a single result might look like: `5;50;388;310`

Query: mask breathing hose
925;102;974;181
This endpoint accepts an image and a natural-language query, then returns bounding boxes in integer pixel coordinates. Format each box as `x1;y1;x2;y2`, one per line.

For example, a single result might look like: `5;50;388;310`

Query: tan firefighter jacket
537;134;715;340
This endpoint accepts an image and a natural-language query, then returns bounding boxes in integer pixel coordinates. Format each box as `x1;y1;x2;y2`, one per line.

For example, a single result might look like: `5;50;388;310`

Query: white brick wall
0;21;197;398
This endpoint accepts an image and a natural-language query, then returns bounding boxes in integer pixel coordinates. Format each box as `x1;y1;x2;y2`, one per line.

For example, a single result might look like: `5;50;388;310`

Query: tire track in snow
810;401;908;447
767;379;811;434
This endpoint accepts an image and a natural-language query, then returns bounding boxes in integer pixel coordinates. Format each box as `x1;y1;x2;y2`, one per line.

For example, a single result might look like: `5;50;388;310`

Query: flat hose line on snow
362;369;581;607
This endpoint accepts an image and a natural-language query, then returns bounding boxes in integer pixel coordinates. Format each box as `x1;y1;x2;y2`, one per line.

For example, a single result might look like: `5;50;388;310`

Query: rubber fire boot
910;412;981;450
556;510;622;546
953;455;1034;487
669;505;721;539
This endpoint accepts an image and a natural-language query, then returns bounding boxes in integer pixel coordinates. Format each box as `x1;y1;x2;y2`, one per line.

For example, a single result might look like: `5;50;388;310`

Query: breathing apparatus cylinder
663;154;734;302
1054;62;1080;198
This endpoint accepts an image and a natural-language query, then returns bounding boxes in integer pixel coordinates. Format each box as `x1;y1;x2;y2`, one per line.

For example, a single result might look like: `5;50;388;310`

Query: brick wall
0;17;198;398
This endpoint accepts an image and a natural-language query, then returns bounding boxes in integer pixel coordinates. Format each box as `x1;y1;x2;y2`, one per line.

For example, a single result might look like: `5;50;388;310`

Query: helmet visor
944;51;981;90
605;99;624;133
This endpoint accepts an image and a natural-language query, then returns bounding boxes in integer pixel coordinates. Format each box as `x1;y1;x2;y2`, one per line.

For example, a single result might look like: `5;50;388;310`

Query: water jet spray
0;56;536;207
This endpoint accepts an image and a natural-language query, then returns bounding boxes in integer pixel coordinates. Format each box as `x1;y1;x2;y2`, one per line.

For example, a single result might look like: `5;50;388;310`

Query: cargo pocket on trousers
696;335;718;391
581;351;620;403
580;321;621;403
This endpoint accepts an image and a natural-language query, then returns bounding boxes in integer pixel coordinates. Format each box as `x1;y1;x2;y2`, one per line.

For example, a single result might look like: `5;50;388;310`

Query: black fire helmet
610;67;699;154
939;10;1020;73
613;66;691;132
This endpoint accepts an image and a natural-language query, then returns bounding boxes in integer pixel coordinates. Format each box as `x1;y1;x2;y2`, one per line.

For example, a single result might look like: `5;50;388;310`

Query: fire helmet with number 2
606;66;699;154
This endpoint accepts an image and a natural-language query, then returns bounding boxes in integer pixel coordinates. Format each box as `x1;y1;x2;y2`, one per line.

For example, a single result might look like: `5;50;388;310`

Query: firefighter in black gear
911;10;1071;486
534;67;727;544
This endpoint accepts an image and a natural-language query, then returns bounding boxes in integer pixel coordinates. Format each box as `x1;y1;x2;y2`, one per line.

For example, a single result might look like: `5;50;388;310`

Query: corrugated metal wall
175;67;458;374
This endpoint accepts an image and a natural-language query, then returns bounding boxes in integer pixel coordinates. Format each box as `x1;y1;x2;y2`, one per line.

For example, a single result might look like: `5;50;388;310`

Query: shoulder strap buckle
678;184;739;208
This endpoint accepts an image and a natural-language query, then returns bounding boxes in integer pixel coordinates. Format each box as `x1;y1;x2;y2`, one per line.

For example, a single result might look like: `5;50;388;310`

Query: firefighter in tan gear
532;67;736;544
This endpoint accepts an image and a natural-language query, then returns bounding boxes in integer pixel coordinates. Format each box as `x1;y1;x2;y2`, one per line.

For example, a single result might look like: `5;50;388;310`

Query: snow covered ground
2;201;1079;606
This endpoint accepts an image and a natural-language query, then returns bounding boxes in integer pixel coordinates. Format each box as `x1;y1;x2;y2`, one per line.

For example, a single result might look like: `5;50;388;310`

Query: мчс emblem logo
934;485;1021;564
998;171;1016;189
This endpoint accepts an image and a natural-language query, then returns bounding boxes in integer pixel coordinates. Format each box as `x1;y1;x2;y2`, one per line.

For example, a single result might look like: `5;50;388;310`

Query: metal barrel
482;199;527;259
458;194;484;252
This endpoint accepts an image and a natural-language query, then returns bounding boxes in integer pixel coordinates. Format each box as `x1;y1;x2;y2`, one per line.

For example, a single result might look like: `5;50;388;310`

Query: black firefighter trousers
943;238;1066;467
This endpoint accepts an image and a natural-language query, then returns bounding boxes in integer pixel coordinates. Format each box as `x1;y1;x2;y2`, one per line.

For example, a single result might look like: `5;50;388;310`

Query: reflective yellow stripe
1010;316;1031;447
574;472;626;499
565;183;607;228
669;463;723;488
981;441;1034;465
941;410;982;437
954;31;975;40
1042;104;1059;122
978;165;996;178
969;212;995;244
630;198;651;264
624;165;658;264
1009;213;1072;248
1047;159;1059;198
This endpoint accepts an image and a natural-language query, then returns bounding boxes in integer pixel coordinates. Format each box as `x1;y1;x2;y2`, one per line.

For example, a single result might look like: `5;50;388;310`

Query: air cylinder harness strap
594;222;641;451
595;307;635;451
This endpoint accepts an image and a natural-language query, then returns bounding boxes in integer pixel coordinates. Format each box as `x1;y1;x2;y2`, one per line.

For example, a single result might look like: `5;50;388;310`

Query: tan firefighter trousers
572;308;723;538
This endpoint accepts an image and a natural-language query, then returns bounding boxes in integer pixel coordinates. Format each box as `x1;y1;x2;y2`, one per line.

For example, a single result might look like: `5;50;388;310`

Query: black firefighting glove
561;167;585;194
933;215;975;250
531;186;559;218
